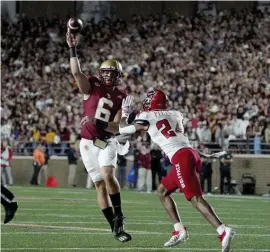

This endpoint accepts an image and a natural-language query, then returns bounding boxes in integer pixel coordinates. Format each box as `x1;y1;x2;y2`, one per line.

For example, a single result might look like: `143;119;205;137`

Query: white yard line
2;232;270;237
14;208;270;216
3;223;270;237
3;213;268;220
2;248;270;251
10;186;270;201
14;202;270;212
7;221;270;229
17;197;90;201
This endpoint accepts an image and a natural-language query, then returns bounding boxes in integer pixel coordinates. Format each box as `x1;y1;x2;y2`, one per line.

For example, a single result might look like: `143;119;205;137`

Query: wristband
96;119;108;130
122;112;129;118
121;109;129;118
70;47;77;58
119;125;136;135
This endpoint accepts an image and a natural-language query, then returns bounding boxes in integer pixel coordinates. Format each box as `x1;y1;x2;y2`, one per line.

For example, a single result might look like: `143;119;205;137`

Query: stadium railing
9;140;270;155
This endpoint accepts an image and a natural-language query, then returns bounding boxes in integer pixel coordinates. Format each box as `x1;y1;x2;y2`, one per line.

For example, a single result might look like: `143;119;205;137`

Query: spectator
162;152;172;176
32;126;40;149
38;147;50;185
137;144;152;193
1;140;13;186
66;143;77;187
45;127;56;155
1;9;270;155
186;121;199;148
131;143;141;189
30;144;45;185
219;146;233;194
200;121;212;144
60;127;70;155
265;122;270;144
199;147;213;194
52;130;61;155
253;133;262;154
1;120;12;140
150;144;163;191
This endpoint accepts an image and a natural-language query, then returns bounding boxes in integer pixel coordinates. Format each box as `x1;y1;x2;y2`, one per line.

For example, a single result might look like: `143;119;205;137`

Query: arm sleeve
87;75;99;89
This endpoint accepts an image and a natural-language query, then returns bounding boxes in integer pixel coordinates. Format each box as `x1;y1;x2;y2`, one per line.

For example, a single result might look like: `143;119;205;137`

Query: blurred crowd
1;8;270;156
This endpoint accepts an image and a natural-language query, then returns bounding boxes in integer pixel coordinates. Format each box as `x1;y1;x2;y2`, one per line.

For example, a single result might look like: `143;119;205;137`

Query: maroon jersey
81;75;126;140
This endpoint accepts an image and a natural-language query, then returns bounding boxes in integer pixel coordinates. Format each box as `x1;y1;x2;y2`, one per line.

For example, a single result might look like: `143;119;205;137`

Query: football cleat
219;226;235;252
4;202;18;224
113;216;132;243
164;227;189;247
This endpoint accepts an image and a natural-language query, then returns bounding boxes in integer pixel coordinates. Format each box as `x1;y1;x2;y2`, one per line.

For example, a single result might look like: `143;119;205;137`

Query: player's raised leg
190;195;234;252
157;183;189;247
176;148;235;252
1;185;18;224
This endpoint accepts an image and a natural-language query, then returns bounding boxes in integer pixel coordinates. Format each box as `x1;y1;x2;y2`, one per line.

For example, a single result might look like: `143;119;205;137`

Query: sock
1;196;10;208
109;193;123;216
1;185;14;201
102;207;114;231
174;222;184;232
217;224;226;235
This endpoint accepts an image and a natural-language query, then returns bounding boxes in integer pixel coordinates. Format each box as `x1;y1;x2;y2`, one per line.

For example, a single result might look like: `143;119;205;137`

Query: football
67;17;83;34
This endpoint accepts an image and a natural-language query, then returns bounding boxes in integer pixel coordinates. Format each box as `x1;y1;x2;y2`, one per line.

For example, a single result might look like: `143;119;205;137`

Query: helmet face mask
100;70;119;86
143;89;168;111
142;91;155;111
99;59;123;87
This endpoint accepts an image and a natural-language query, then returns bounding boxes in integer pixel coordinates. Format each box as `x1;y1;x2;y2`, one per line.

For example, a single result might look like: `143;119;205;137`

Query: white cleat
164;228;189;247
219;227;235;252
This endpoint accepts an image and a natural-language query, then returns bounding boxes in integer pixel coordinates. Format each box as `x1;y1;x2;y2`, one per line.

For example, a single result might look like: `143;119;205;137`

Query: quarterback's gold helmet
99;59;123;86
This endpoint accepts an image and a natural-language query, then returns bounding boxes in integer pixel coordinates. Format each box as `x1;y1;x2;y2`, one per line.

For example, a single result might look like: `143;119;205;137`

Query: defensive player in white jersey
119;89;235;252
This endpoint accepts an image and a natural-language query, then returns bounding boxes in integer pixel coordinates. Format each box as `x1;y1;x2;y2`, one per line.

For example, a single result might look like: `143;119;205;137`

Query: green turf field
1;186;270;252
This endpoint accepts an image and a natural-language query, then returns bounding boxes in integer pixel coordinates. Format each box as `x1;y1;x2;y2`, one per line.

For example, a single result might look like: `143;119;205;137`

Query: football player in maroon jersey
66;29;131;243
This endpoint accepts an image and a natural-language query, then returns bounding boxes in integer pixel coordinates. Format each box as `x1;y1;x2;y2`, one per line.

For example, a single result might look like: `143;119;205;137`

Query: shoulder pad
135;111;148;121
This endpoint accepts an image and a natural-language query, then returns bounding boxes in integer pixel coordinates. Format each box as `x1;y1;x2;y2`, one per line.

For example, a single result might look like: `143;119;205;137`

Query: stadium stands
1;9;270;155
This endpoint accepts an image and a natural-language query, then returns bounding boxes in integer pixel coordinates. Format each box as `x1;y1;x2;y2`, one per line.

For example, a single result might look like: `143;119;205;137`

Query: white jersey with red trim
135;110;191;161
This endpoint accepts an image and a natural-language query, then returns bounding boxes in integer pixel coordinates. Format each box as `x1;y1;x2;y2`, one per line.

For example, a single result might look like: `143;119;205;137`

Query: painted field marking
2;248;270;251
3;212;268;220
14;208;270;216
2;223;270;237
14;201;270;212
2;232;270;237
6;221;270;229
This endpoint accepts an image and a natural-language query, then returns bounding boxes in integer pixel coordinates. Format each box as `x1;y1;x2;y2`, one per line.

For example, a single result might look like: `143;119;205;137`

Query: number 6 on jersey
95;97;113;122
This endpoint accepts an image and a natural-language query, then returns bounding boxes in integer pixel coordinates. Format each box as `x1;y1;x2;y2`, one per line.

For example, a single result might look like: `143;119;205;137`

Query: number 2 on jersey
156;119;177;139
95;98;113;122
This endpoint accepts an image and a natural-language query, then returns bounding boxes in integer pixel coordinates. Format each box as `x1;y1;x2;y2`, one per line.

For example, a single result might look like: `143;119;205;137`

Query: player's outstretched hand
66;29;78;48
121;95;134;117
80;116;96;126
